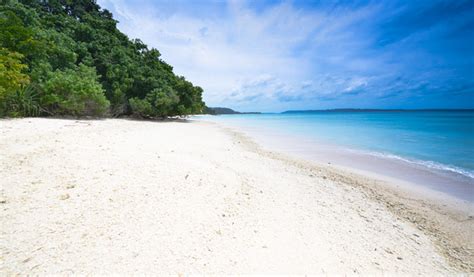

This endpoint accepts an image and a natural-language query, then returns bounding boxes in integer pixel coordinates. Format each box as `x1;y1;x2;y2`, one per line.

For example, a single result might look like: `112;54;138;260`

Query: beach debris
65;184;75;189
461;215;474;222
185;174;189;180
59;194;70;200
397;257;403;260
0;197;6;204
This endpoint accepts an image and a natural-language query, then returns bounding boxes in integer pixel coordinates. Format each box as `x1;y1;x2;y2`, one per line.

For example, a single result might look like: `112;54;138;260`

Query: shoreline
211;121;474;271
1;118;472;274
196;115;474;202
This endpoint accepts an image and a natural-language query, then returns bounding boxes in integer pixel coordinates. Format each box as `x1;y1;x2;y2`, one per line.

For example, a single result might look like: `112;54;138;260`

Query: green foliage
129;97;154;118
3;84;41;117
152;87;180;116
0;4;47;62
0;48;30;103
130;87;180;118
41;64;110;116
0;0;206;118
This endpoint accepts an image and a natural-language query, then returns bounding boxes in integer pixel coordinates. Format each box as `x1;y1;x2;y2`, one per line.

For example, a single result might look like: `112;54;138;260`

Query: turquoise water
198;110;474;198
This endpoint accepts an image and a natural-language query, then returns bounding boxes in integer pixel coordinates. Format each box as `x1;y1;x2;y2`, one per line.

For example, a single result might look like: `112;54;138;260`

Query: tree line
0;0;206;118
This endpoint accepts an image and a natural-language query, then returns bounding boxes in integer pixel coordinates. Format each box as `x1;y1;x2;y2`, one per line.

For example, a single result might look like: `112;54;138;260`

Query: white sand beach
0;118;472;274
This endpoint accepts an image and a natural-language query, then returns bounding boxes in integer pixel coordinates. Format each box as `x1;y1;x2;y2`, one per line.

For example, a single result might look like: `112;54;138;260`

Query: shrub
129;97;154;118
0;48;30;102
129;87;180;118
41;64;110;116
4;85;41;117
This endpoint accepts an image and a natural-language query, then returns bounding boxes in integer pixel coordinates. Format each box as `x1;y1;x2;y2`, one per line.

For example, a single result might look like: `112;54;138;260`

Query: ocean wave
357;150;474;180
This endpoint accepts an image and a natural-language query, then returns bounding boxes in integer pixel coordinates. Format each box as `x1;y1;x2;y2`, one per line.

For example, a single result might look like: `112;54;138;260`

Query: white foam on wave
354;150;474;180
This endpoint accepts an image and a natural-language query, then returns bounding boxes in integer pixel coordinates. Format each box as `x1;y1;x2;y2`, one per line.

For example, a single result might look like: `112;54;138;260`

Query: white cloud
97;0;382;111
95;0;474;111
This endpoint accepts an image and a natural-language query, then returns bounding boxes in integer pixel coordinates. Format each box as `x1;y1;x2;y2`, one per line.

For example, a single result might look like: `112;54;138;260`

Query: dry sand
0;118;472;274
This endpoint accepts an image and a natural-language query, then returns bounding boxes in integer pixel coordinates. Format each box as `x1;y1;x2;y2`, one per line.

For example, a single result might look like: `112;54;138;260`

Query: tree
129;87;180;118
0;7;46;62
0;0;206;118
0;48;30;102
41;64;109;116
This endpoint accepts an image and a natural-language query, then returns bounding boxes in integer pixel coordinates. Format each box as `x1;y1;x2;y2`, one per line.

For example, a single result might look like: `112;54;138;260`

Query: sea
196;110;474;202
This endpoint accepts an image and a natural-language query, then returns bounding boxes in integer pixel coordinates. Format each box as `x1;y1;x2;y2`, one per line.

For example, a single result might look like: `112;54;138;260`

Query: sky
97;0;474;112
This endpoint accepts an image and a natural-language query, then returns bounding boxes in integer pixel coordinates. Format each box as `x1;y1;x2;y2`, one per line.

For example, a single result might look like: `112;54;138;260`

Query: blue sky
97;0;473;112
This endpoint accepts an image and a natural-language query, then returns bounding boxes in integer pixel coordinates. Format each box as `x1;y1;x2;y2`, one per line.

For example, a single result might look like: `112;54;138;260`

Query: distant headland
282;109;474;114
205;107;261;115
